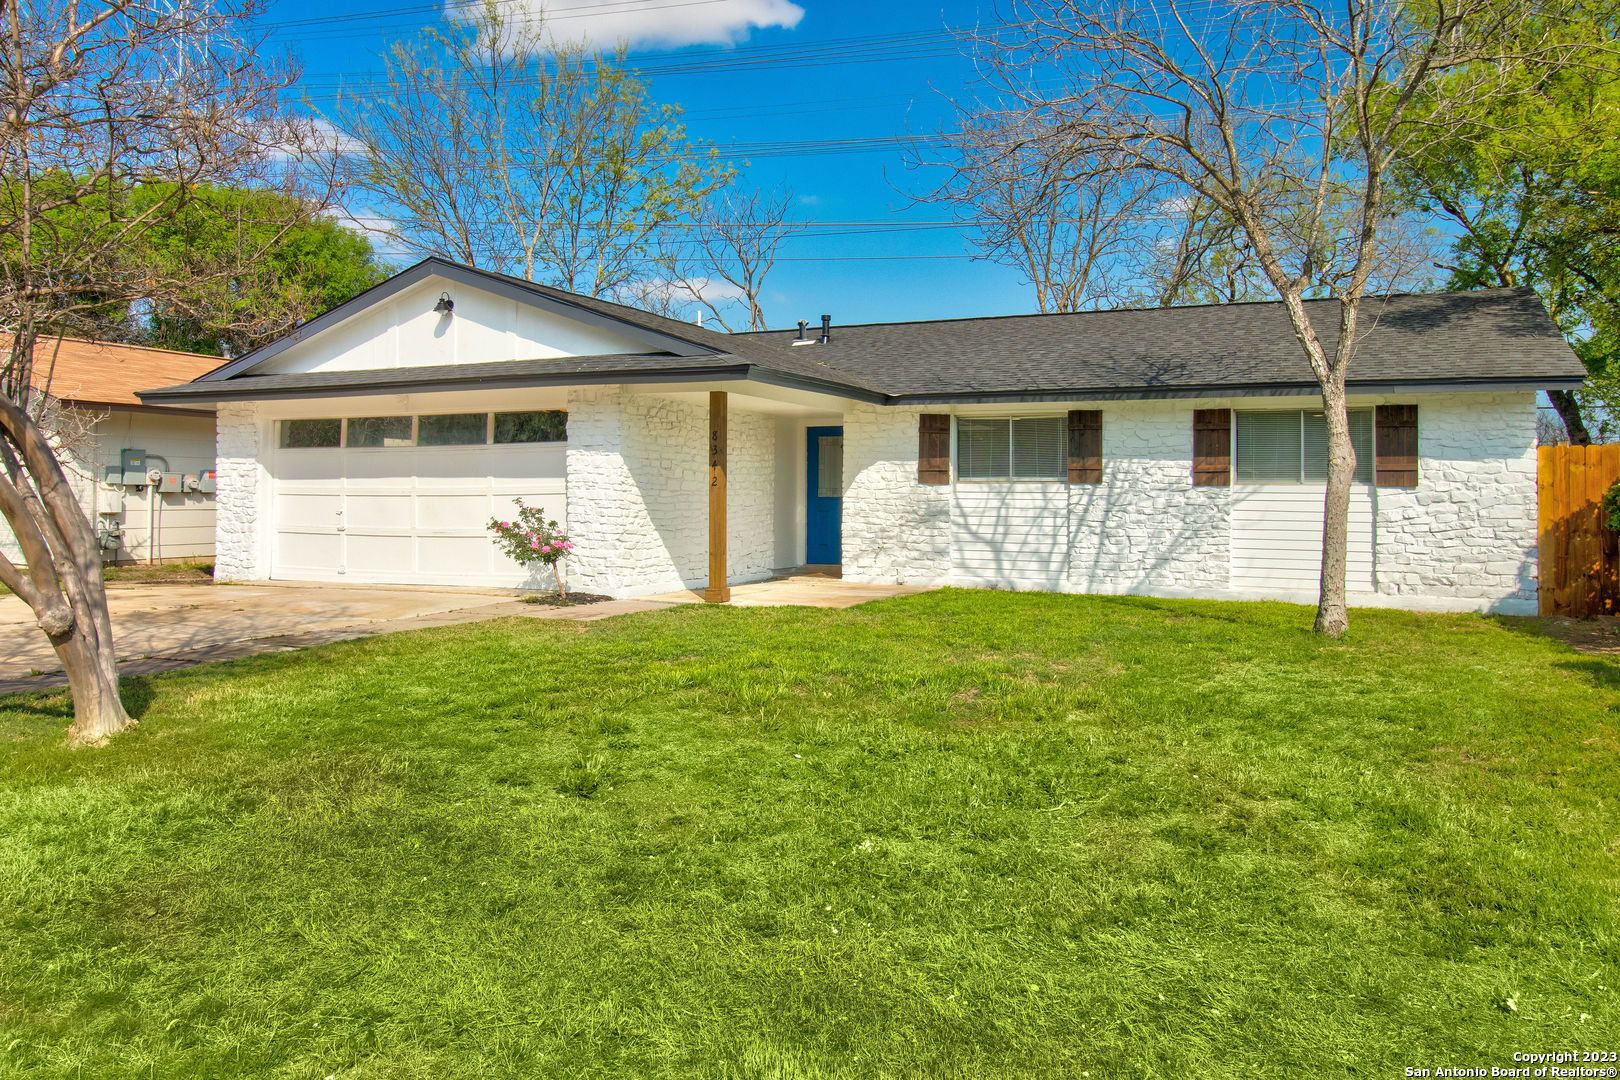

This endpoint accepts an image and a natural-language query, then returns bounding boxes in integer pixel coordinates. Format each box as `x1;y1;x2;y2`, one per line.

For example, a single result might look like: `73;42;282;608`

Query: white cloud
449;0;805;51
323;205;405;255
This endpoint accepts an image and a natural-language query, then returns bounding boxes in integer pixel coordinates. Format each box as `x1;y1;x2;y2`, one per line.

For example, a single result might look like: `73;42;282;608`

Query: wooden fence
1538;443;1620;617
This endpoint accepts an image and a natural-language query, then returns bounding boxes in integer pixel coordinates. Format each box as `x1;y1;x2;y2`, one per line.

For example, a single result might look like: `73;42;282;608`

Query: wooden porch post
706;390;730;602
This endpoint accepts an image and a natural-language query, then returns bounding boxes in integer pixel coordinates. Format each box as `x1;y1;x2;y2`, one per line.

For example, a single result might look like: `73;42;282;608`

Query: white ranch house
140;257;1584;615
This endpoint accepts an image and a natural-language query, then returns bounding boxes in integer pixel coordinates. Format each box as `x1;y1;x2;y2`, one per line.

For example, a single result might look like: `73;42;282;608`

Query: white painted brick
565;388;775;598
841;393;1538;613
841;404;951;585
213;402;262;581
1373;392;1538;609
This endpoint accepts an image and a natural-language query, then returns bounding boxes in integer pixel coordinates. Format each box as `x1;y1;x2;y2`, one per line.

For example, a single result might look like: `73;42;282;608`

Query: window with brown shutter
918;413;950;484
1068;410;1102;483
1192;408;1231;486
1375;404;1418;487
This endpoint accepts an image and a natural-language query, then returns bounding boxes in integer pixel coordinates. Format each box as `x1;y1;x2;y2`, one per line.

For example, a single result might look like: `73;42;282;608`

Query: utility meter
120;449;148;486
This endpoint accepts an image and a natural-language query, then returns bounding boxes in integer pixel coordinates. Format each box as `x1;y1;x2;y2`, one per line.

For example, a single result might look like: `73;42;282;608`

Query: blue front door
806;426;843;565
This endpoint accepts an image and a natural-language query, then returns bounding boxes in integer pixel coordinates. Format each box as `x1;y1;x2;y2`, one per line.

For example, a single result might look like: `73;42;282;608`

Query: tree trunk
0;392;133;743
1548;389;1592;446
54;623;131;744
1315;375;1353;638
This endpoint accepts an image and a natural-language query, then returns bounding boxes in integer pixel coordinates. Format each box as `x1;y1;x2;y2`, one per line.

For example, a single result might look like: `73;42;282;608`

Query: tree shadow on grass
1488;613;1620;654
120;676;156;719
1550;657;1620;696
0;674;158;734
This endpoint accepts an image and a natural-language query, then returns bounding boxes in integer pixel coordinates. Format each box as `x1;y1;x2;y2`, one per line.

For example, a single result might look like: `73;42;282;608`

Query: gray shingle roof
137;258;1582;406
741;286;1584;399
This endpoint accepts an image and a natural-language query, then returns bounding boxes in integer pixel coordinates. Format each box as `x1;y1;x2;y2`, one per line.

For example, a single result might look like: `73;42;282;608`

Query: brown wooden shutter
918;413;950;484
1068;410;1102;483
1375;404;1418;487
1192;408;1231;486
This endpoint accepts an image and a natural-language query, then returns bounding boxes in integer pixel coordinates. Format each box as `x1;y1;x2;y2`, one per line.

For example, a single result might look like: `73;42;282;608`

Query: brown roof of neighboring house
22;336;224;409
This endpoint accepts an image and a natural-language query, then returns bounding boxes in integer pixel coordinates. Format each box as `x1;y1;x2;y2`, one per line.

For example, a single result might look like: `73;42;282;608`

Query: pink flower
529;540;539;549
540;544;551;554
501;521;511;529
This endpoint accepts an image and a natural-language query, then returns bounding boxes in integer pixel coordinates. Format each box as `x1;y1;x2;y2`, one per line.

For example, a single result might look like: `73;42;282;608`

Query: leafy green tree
131;184;389;357
1394;12;1620;442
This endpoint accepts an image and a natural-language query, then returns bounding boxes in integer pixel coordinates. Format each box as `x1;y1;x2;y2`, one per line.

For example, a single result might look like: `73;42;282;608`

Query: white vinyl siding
950;485;1068;589
1230;486;1376;592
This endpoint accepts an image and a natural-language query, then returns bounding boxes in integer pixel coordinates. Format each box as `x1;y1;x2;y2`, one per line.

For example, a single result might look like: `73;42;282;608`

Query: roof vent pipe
796;319;809;341
819;314;831;344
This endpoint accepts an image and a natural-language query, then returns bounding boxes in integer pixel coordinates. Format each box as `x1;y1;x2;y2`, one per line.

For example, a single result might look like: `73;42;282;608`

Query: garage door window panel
280;418;340;449
418;413;489;446
494;410;567;443
347;416;413;448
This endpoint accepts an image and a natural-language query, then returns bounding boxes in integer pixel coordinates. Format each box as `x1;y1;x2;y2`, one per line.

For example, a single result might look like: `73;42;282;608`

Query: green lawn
1;591;1616;1078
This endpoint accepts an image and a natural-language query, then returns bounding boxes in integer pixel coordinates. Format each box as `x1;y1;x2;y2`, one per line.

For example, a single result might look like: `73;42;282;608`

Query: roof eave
138;362;758;405
887;375;1583;405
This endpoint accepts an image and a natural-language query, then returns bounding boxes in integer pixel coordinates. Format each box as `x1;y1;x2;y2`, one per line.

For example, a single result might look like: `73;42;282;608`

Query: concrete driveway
0;582;553;688
0;573;933;694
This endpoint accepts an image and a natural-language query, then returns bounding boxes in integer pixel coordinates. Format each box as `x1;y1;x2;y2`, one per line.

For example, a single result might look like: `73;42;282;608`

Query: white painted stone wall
213;402;264;582
565;388;775;598
1372;392;1538;609
1069;401;1231;595
842;403;952;585
841;393;1538;613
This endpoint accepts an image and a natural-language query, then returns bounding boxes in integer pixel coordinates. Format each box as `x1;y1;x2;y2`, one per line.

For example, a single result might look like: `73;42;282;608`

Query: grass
0;590;1616;1078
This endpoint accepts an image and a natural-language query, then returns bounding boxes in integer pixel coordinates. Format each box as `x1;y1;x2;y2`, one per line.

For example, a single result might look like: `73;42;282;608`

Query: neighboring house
139;256;1583;614
3;337;221;565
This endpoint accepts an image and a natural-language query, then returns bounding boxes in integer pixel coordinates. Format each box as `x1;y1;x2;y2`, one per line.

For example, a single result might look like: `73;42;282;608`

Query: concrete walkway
0;574;930;695
645;574;934;609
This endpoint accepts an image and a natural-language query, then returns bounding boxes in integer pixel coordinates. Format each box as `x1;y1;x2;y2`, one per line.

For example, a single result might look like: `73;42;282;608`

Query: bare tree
332;1;726;298
653;184;803;331
970;0;1581;635
1141;191;1268;306
935;115;1162;312
0;0;320;742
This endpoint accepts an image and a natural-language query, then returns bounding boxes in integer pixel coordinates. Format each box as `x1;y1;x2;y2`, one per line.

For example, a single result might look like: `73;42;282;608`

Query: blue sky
257;0;1040;327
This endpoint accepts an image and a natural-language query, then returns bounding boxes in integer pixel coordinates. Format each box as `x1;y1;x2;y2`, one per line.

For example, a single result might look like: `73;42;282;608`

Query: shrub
1604;480;1620;532
487;499;574;595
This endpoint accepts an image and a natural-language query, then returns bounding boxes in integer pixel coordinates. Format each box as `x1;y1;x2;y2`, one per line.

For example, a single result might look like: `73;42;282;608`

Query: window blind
1303;409;1373;483
1235;411;1302;483
958;419;1010;479
1011;417;1067;479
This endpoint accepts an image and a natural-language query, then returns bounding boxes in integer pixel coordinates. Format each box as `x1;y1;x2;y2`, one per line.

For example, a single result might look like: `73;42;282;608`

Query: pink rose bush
487;499;575;596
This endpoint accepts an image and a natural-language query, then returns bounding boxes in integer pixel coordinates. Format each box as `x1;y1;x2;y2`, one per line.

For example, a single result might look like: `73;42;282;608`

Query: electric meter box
119;449;148;486
199;470;216;494
158;473;182;494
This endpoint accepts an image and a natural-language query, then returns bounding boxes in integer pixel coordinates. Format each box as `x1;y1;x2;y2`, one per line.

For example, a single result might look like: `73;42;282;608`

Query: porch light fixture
434;292;454;315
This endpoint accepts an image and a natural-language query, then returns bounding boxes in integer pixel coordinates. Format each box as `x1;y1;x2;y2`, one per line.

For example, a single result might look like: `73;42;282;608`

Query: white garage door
272;443;566;587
